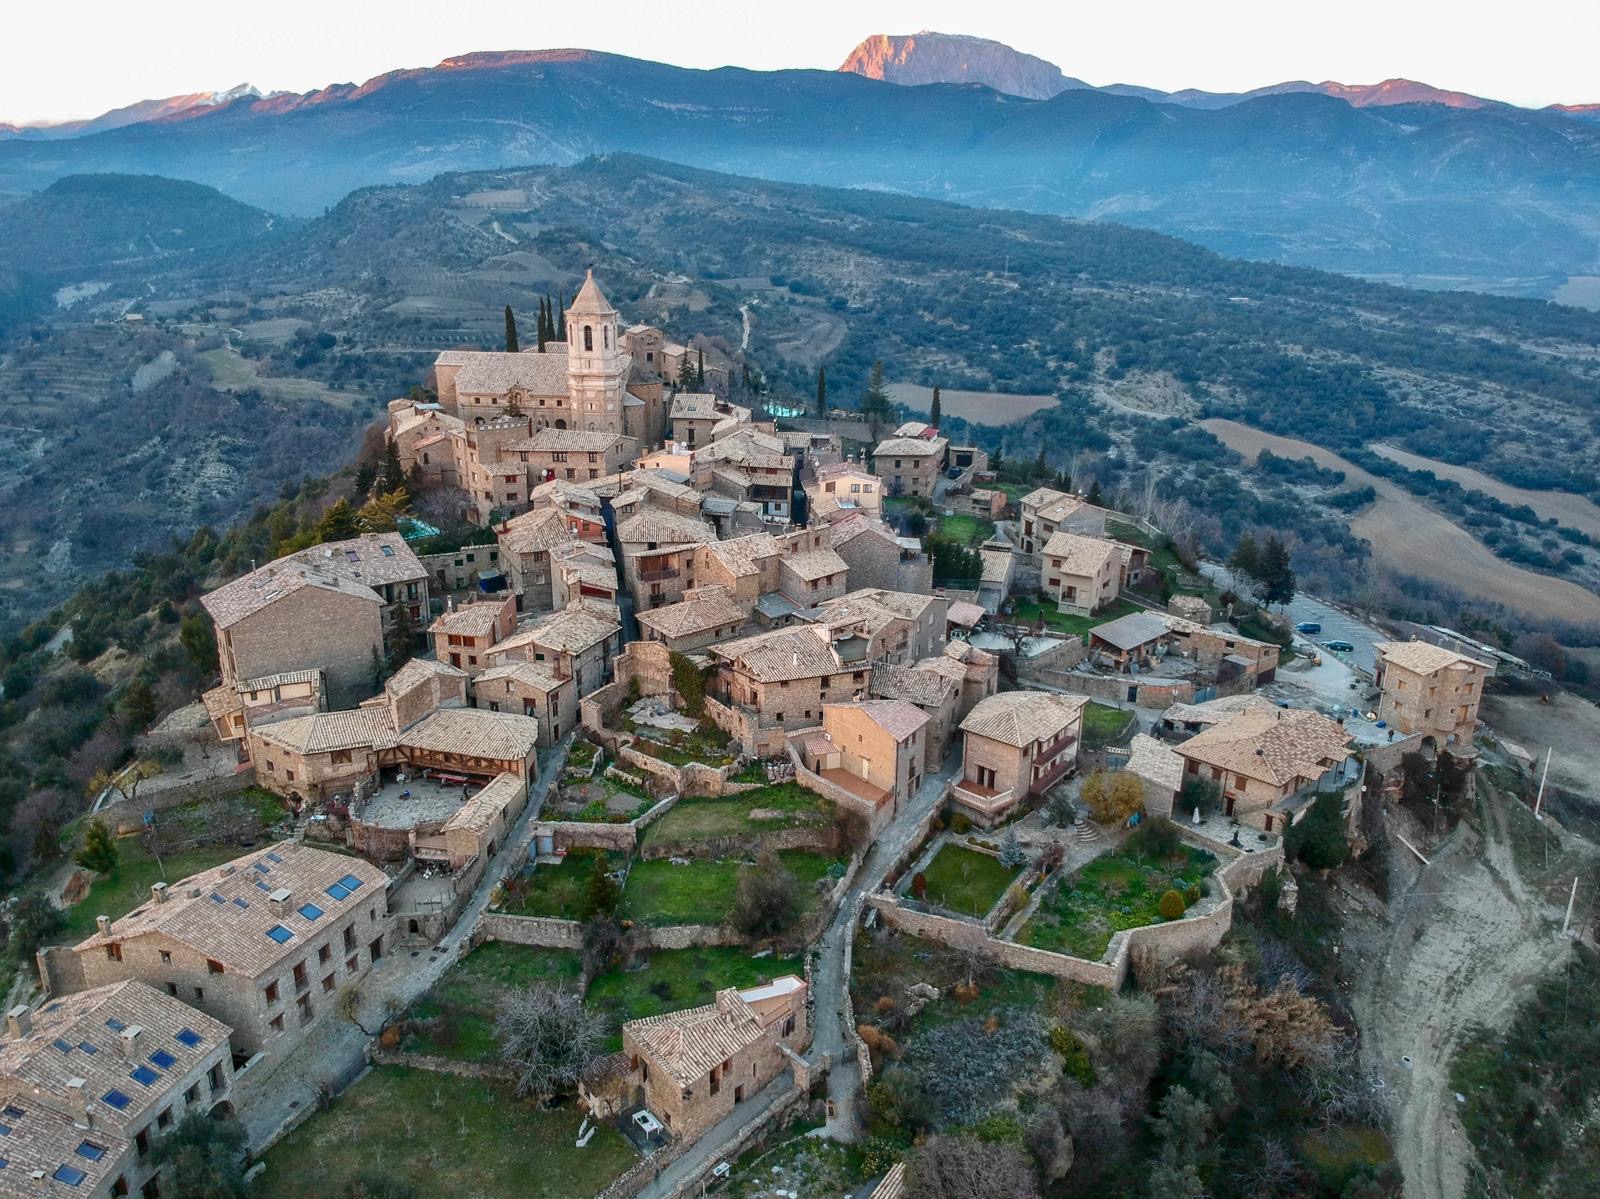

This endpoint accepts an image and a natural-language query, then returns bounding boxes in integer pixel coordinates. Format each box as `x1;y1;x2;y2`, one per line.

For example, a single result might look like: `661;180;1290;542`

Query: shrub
1127;814;1183;860
1184;883;1202;905
875;995;897;1014
732;853;801;937
951;812;972;835
1049;1024;1096;1087
911;871;927;900
1158;889;1186;919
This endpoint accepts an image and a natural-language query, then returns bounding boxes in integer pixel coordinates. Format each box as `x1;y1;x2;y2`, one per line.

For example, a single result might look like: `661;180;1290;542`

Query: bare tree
494;983;603;1104
905;1134;1040;1199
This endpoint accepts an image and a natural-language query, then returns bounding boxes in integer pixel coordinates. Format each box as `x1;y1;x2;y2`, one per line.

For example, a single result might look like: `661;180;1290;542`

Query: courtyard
912;842;1020;920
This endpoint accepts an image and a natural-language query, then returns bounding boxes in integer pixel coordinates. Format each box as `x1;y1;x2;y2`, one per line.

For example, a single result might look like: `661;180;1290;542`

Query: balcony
638;566;680;583
952;777;1013;818
1033;732;1079;764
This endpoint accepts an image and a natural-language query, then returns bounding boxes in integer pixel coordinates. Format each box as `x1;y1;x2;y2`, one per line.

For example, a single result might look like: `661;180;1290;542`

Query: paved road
240;734;574;1149
1200;563;1386;673
634;1069;795;1199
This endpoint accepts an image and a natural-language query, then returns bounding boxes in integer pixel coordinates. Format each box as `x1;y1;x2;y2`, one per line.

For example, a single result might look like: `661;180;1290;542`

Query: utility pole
1534;747;1551;819
1562;875;1579;938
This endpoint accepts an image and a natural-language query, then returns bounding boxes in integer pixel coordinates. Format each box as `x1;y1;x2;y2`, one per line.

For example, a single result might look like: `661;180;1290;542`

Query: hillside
0;51;1598;288
839;31;1090;98
3;157;1599;635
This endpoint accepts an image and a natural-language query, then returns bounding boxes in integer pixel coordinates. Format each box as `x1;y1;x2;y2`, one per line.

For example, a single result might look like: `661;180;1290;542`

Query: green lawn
937;512;996;546
1019;842;1215;960
587;946;803;1050
59;841;254;941
499;852;620;920
406;942;583;1062
618;851;841;927
638;783;831;854
1010;595;1144;641
1082;702;1135;747
257;1066;637;1199
916;843;1019;919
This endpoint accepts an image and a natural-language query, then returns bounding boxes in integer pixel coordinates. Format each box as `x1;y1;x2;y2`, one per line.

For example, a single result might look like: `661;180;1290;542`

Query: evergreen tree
504;305;519;353
677;354;696;390
536;297;547;353
1036;445;1048;472
1086;478;1104;506
1229;533;1262;580
314;500;362;544
556;292;566;341
75;818;119;875
378;439;406;495
695;346;705;387
121;677;157;730
1255;535;1297;607
860;360;894;433
929;384;942;427
816;365;828;416
583;855;621;918
353;461;377;498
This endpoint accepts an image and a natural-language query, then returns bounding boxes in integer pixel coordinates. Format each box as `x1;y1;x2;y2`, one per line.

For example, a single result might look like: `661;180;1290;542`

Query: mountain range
1;47;1598;292
837;31;1597;115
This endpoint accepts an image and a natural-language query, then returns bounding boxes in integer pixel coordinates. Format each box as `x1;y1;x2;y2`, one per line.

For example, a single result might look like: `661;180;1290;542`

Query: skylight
337;874;364;892
100;1090;130;1111
210;893;226;905
232;897;249;910
76;1042;97;1055
266;925;293;945
252;862;270;874
129;1066;159;1087
297;903;324;922
174;1029;202;1049
2;1106;23;1119
0;1124;9;1136
324;882;351;901
51;1039;72;1055
266;851;284;863
74;1142;105;1162
148;1050;177;1071
52;1164;86;1186
103;1019;125;1033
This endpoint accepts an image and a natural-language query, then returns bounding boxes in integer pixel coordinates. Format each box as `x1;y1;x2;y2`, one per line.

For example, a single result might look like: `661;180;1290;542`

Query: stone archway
554;419;567;430
209;1100;236;1121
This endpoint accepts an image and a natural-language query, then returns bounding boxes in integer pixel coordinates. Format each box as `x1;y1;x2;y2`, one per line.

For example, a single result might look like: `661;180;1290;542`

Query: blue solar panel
324;882;351;901
175;1028;203;1049
52;1164;86;1186
0;1156;7;1168
338;873;363;891
77;1042;97;1055
266;925;294;944
266;851;284;863
101;1090;130;1110
255;880;270;892
51;1039;72;1055
104;1019;125;1033
297;903;324;922
129;1065;159;1087
148;1050;177;1071
74;1141;105;1161
232;897;249;909
253;861;270;874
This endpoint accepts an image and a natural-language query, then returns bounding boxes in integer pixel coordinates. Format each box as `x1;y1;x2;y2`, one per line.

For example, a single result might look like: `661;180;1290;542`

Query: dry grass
887;382;1057;426
1368;443;1600;540
1200;419;1600;627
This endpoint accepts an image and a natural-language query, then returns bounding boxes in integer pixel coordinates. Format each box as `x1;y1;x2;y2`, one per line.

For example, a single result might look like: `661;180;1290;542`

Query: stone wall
477;911;742;951
660;1083;806;1199
100;769;261;835
636;821;839;862
371;1048;514;1082
1026;669;1128;701
1363;732;1426;776
1011;637;1088;678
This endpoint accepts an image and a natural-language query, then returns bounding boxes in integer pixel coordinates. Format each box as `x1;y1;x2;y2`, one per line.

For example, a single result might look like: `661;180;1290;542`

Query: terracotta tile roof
840;699;930;741
635;587;748;640
1375;640;1491;675
713;625;841;682
1126;733;1184;794
385;657;467;696
814;462;877;483
873;436;946;458
202;684;242;723
979;549;1014;585
893;421;933;438
1176;706;1352;787
491;600;620;658
780;548;848;583
474;660;568;694
499;508;577;555
668;392;723;420
287;533;428;588
616;508;715;549
1041;531;1120;576
810;595;905;640
702;533;781;577
1022;486;1088;523
626;979;804;1088
569;269;615;315
429;601;506;638
250;707;397;755
397;707;540;763
200;563;380;630
440;772;524;834
530;478;603;510
1162;693;1281;727
0;1097;129;1195
452;349;570;397
946;600;986;627
871;661;958;707
838;588;940;622
1089;611;1175;652
509;428;626;454
828;514;898;548
960;691;1087;747
74;843;389;977
239;668;323;692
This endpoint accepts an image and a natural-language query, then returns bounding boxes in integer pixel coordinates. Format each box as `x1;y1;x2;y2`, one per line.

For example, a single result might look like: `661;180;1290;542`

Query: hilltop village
11;273;1512;1199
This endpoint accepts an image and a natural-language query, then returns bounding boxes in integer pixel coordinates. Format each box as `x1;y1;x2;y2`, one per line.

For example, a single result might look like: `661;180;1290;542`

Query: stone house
0;982;234;1199
804;462;882;523
428;594;518;676
635;586;752;654
481;600;622;702
619;975;807;1142
472;659;575;748
693;533;783;607
795;700;930;822
925;640;1001;722
1373;640;1490;749
1088;611;1178;673
1174;706;1354;832
616;507;716;612
871;434;947;498
418;542;504;596
1167;621;1281;687
548;541;621;610
1019;487;1107;561
58;843;391;1062
952;691;1088;825
1167;595;1213;624
202;667;325;748
819;588;948;663
1041;532;1135;616
406;772;528;873
869;660;961;769
528;478;609;543
978;547;1016;613
696;428;797;520
1124;733;1184;819
669;392;750;448
828;516;933;596
506;427;637;485
705;625;868;756
496;507;580;612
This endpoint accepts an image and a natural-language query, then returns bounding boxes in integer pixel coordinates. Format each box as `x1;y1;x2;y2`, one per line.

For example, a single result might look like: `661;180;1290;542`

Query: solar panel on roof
175;1029;202;1049
52;1164;86;1186
232;897;249;909
101;1090;130;1110
266;925;293;944
130;1065;159;1087
148;1050;177;1071
74;1142;105;1162
77;1042;97;1055
338;874;363;891
324;882;350;901
297;903;324;922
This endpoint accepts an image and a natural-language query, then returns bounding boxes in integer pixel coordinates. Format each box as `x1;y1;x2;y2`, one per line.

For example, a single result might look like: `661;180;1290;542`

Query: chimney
6;1005;31;1039
95;915;111;936
221;865;236;877
66;1077;90;1124
118;1026;144;1058
268;887;293;915
151;882;168;904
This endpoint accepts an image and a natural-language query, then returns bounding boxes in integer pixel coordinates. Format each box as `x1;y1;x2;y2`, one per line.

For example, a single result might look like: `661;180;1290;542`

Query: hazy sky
6;0;1597;124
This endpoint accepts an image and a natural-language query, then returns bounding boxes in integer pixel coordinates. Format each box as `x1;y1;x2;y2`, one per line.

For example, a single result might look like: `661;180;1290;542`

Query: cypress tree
504;305;519;353
696;347;705;387
816;366;828;416
556;292;566;342
1086;479;1103;506
929;384;942;427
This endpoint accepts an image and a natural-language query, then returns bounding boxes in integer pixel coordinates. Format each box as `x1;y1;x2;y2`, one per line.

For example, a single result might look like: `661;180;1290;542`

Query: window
206;958;224;975
322;974;335;993
269;1014;284;1033
159;950;172;964
266;925;294;945
129;1065;160;1087
331;749;352;765
293;962;308;989
193;986;204;1001
343;926;356;951
583;325;593;351
185;1084;199;1104
165;984;178;997
75;1142;106;1162
105;943;122;962
102;1089;131;1111
347;956;359;974
298;903;325;922
264;981;279;1005
52;1165;87;1186
156;1108;172;1131
148;1050;177;1071
318;945;332;964
134;1128;149;1155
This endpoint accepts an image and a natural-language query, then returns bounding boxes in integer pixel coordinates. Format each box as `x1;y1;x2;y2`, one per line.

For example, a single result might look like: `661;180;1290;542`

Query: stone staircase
1070;816;1100;844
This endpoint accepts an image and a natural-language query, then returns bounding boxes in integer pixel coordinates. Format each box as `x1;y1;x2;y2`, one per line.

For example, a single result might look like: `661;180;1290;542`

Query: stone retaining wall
101;769;260;834
477;910;742;951
370;1049;514;1082
636;819;840;863
661;1083;806;1199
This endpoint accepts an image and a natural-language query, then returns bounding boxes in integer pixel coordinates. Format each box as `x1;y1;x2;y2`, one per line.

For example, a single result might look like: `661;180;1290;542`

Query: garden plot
545;767;655;823
913;842;1020;921
618;851;843;927
637;783;833;856
403;942;582;1061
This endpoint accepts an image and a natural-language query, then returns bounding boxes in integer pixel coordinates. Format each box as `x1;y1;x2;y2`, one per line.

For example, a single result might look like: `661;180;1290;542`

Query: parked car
1295;621;1322;634
1325;639;1355;653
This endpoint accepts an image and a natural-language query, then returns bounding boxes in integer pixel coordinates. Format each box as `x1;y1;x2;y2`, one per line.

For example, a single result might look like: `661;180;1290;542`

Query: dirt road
1346;785;1571;1199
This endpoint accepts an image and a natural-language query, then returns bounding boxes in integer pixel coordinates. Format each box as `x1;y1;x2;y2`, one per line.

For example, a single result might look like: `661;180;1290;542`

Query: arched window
583;325;593;352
